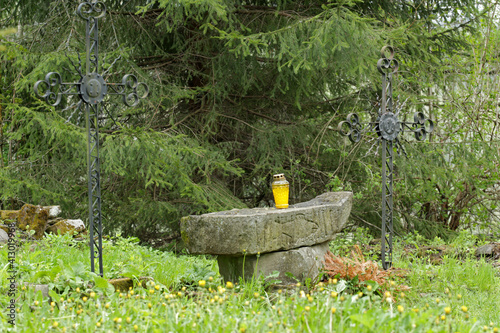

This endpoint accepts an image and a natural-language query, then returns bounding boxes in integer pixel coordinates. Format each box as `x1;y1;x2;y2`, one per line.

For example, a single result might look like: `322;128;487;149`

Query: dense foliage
1;0;500;242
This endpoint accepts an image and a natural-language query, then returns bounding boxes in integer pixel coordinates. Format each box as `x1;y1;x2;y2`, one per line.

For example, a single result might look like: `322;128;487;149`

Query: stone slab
217;242;330;284
181;192;352;255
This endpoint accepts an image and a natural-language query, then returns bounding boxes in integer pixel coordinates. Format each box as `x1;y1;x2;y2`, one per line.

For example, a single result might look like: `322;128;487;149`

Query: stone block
47;219;85;236
217;242;330;284
0;228;8;243
17;204;50;239
181;192;352;255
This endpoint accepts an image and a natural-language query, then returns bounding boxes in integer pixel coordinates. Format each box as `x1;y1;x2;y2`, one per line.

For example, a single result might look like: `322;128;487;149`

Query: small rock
0;229;8;243
475;243;500;257
43;206;62;218
47;219;85;236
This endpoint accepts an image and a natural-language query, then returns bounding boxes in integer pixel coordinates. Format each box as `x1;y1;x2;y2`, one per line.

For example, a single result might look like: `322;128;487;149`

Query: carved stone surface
181;192;352;255
217;242;330;284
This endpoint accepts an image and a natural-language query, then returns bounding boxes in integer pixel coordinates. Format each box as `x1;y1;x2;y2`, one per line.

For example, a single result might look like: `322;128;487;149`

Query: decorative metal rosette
376;112;400;141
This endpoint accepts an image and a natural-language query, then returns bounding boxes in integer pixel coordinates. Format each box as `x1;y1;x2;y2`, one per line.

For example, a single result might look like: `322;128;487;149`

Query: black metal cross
338;46;434;269
34;1;148;276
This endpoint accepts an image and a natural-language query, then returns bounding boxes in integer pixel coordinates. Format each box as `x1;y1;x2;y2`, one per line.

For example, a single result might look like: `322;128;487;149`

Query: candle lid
273;173;286;180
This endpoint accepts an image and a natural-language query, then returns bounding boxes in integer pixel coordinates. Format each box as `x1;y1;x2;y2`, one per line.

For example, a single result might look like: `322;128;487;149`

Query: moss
0;210;18;221
47;220;85;236
180;229;189;246
16;204;49;239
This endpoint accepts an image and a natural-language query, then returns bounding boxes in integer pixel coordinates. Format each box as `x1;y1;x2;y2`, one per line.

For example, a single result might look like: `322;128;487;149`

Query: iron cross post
338;46;434;269
34;1;148;276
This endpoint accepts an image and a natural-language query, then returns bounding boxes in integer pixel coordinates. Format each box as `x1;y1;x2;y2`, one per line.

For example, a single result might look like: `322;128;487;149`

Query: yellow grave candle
272;174;289;209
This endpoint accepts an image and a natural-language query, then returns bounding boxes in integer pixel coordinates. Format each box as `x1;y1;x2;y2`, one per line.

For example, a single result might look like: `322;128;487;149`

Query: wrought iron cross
338;46;434;269
34;1;148;276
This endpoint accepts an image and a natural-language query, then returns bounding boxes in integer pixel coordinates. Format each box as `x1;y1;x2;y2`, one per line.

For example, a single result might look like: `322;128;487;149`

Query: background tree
1;0;498;245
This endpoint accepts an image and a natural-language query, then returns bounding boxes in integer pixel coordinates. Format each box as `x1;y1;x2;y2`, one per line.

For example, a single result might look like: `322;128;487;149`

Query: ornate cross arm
107;74;149;107
400;112;434;141
34;72;80;106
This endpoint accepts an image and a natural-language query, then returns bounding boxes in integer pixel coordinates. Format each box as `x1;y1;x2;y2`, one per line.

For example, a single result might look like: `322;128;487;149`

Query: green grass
1;230;499;332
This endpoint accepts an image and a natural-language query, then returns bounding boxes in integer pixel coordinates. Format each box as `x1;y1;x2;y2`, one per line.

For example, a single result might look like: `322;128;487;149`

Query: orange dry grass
323;245;407;288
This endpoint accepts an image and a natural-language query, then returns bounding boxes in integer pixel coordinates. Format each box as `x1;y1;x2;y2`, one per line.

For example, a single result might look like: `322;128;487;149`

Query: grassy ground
1;229;499;332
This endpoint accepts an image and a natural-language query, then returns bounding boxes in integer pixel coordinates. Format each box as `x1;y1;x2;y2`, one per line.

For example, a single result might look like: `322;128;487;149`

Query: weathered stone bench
180;191;352;284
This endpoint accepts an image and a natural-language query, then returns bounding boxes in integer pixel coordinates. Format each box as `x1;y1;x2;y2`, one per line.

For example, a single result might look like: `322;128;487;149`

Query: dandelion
133;325;139;331
126;317;131;323
397;305;404;313
50;301;55;307
358;292;363;298
82;296;88;302
208;277;213;282
461;306;468;313
367;285;372;292
304;306;310;312
155;285;160;291
52;322;59;328
440;315;446;321
384;291;391;298
96;322;101;328
457;294;462;300
226;281;234;289
444;307;451;314
90;292;96;298
330;291;338;298
253;292;260;298
331;307;336;314
435;298;440;304
199;280;206;287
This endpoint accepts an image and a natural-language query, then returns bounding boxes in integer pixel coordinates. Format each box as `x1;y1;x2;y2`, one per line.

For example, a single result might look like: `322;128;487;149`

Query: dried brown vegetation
323;245;409;290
